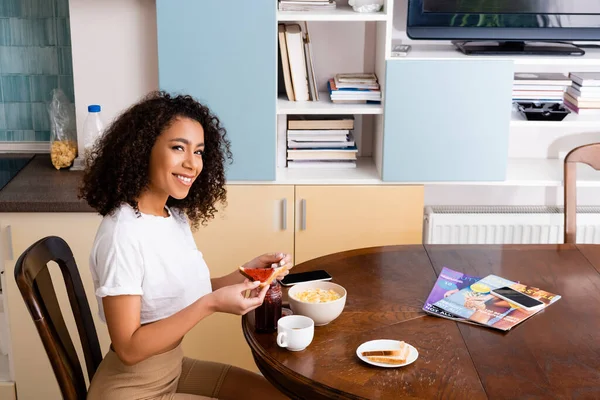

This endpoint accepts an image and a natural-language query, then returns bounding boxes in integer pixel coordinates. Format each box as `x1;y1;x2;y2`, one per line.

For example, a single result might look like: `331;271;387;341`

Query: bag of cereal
48;89;78;169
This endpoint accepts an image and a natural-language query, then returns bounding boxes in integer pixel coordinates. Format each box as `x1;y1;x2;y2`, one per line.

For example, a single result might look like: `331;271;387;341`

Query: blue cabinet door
156;0;275;181
382;59;513;182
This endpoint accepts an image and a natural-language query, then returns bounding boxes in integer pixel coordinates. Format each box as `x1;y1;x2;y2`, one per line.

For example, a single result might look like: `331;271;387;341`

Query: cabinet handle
281;198;287;230
301;199;306;231
5;225;13;261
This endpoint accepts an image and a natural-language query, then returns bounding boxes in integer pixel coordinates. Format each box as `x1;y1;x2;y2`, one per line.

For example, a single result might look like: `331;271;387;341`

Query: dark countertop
0;154;95;212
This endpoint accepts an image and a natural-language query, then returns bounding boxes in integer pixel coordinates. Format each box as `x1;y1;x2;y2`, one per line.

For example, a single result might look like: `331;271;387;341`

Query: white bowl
287;281;347;326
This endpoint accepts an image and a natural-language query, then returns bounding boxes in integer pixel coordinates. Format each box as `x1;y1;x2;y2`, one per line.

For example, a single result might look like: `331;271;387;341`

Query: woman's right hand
208;279;269;315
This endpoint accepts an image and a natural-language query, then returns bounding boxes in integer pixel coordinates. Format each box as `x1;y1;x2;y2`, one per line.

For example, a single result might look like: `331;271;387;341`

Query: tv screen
407;0;600;40
422;1;600;15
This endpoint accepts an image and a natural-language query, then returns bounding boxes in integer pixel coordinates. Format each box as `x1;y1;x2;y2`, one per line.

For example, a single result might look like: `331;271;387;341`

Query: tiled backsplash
0;0;74;142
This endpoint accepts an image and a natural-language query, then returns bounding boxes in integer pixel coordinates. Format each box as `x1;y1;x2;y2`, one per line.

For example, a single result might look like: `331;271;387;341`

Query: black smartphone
490;286;544;310
280;270;332;286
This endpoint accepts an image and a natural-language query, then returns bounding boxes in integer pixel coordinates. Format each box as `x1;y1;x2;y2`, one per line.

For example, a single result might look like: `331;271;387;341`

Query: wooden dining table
242;244;600;400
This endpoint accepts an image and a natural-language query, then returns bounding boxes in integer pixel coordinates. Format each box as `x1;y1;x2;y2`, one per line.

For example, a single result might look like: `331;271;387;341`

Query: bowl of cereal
287;281;347;326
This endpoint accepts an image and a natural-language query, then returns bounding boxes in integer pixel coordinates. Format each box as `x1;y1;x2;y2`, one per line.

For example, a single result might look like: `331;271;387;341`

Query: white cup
276;315;314;351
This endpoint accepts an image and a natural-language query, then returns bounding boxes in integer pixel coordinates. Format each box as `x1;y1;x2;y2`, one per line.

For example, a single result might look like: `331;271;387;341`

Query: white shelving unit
389;44;600;67
276;0;393;182
268;157;600;186
274;0;600;190
276;157;381;184
386;43;600;189
427;159;600;187
510;106;600;128
278;5;389;22
277;93;383;115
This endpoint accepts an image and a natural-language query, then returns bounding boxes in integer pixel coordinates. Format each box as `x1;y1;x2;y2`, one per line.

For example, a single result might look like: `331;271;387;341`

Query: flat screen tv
407;0;600;55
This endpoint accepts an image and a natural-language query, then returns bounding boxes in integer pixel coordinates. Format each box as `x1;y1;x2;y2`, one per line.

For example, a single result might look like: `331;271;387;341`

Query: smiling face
146;117;205;205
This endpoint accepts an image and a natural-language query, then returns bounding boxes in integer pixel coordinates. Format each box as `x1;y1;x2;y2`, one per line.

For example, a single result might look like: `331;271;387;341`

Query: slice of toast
361;349;402;357
238;264;287;288
365;355;407;365
362;341;410;365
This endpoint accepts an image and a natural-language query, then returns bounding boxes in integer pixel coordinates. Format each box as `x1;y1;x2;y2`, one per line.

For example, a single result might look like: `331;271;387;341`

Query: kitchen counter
0;154;94;212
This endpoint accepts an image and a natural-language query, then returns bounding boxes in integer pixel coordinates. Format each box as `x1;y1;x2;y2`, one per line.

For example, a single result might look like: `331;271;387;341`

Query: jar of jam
254;280;282;333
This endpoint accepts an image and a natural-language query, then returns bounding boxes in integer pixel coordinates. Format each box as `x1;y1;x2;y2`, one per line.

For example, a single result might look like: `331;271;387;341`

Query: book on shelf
278;22;319;102
328;82;381;103
512;90;564;97
283;24;310;102
287;146;358;161
563;101;600;115
303;22;319;102
287;160;356;169
288;135;351;142
512;84;568;91
563;73;600;114
513;72;571;86
564;93;600;109
288;132;355;148
278;0;336;12
285;115;356;169
567;85;600;99
426;272;561;331
278;25;296;102
328;74;381;104
334;73;380;90
287;114;355;130
288;129;349;140
569;72;600;87
571;82;600;95
513;97;564;102
512;73;570;103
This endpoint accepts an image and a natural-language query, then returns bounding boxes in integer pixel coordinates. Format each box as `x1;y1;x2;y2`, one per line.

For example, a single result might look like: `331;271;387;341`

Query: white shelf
227;158;600;186
427;158;600;187
389;44;600;66
276;157;382;184
506;158;600;187
277;92;383;115
510;106;600;128
277;5;388;22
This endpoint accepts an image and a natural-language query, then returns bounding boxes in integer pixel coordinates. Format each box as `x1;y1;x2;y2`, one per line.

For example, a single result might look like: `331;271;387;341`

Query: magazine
423;267;482;321
432;274;561;331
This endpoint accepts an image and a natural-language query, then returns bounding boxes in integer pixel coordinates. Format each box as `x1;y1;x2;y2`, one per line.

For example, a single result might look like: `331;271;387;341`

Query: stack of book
286;115;357;169
328;73;381;104
512;72;571;103
278;0;336;11
563;72;600;115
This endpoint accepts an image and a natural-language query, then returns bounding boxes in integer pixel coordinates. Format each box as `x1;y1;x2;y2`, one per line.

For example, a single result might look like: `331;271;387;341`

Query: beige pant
87;344;285;400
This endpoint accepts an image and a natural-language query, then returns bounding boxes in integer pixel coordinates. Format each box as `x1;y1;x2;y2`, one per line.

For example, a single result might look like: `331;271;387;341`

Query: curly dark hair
78;91;232;229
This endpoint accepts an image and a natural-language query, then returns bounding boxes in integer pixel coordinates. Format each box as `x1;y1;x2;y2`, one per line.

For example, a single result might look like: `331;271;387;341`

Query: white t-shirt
89;203;212;324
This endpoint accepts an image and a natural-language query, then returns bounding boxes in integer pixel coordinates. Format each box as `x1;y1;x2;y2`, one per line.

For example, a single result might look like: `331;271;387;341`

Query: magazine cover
423;267;481;321
433;274;561;331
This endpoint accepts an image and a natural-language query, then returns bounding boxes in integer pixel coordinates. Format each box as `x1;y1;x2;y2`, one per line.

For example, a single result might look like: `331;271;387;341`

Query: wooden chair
13;236;102;400
564;143;600;243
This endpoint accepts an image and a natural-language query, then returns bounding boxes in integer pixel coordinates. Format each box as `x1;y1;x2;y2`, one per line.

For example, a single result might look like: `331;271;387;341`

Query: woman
80;91;291;399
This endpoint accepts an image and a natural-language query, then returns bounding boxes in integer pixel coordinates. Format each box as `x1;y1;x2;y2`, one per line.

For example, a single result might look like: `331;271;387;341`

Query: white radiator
424;206;600;244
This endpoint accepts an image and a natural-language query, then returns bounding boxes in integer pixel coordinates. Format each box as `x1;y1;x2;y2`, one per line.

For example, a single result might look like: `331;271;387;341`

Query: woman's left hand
243;252;293;280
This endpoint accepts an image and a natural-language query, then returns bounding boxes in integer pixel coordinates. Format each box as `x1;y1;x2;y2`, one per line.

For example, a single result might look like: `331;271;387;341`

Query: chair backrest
564;143;600;243
13;236;102;400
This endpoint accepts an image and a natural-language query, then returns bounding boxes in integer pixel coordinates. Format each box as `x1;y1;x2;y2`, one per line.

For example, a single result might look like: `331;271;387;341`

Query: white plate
356;339;419;368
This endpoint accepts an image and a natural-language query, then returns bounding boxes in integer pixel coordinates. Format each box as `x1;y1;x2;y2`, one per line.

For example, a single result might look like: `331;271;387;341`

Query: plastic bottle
82;104;104;157
254;281;282;333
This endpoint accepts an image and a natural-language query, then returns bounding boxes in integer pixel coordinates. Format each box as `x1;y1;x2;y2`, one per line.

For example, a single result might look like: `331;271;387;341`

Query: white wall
69;0;158;137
